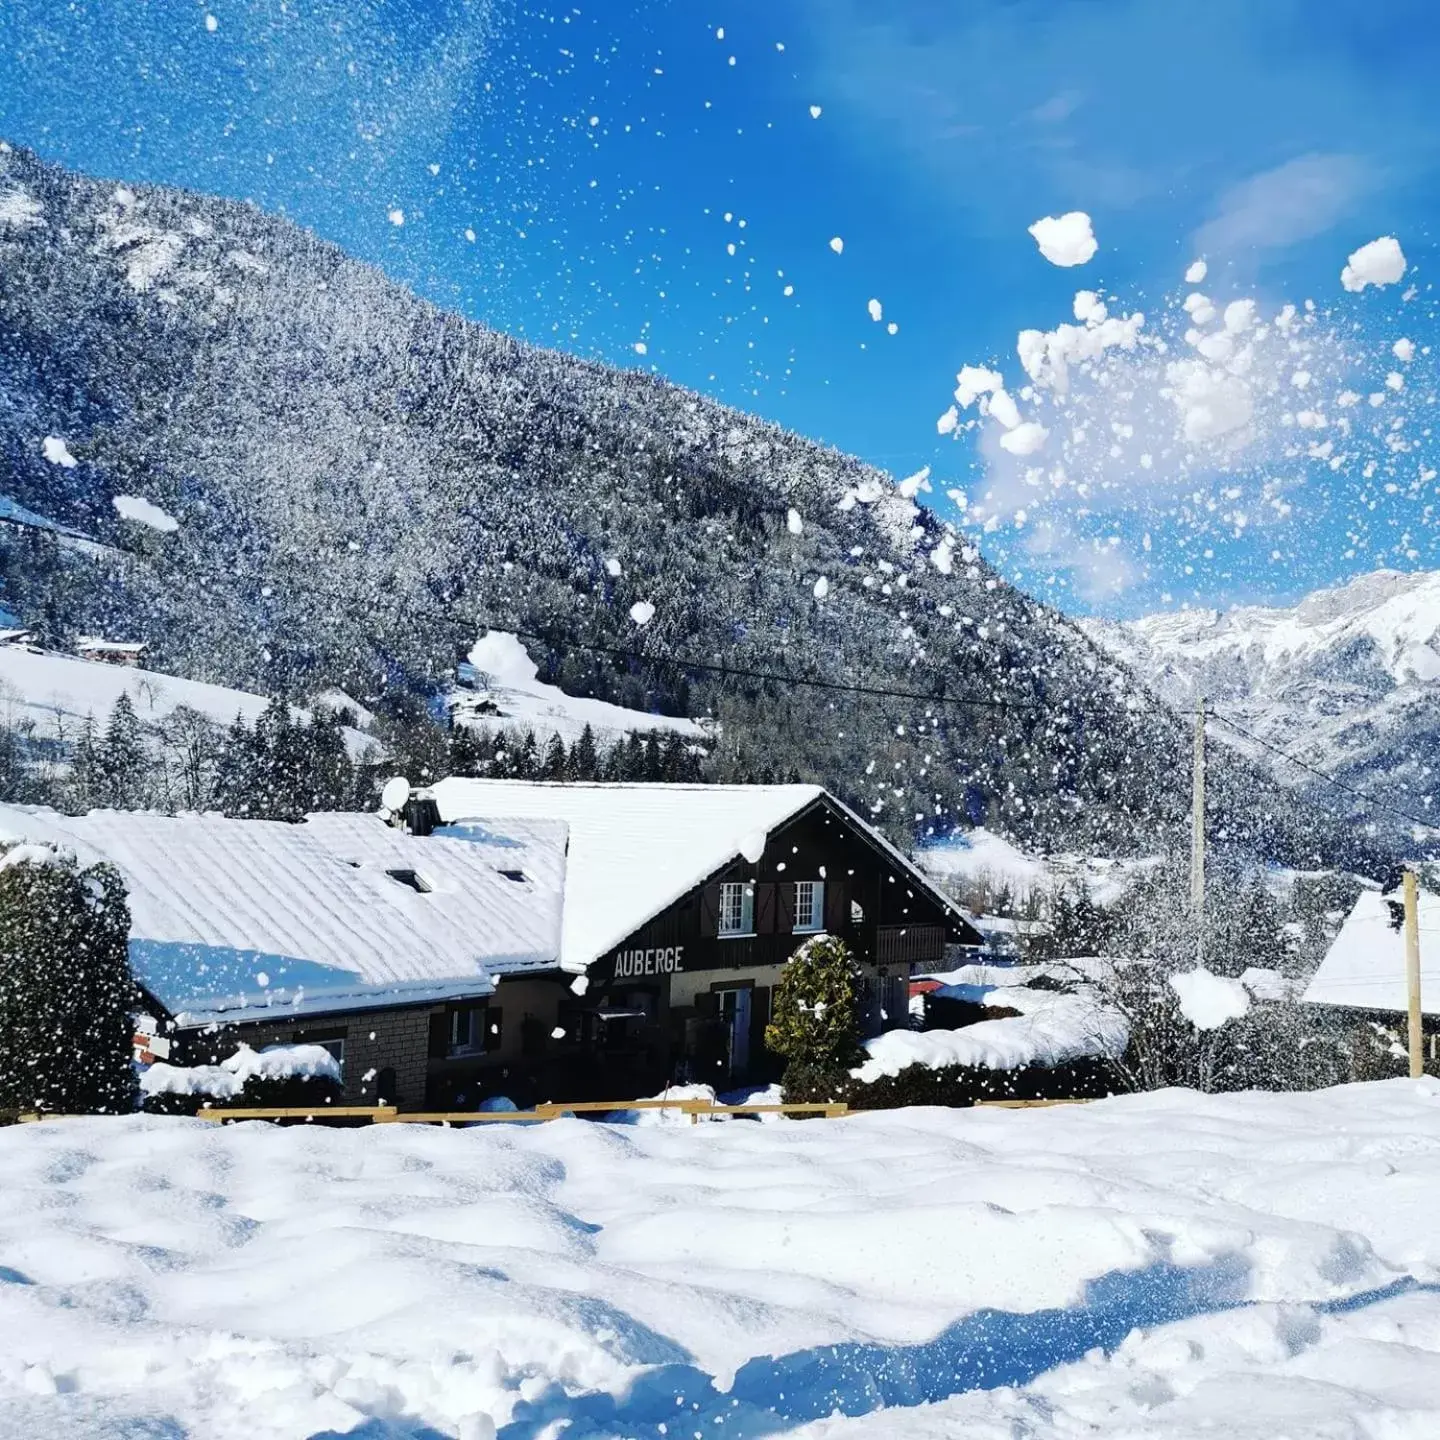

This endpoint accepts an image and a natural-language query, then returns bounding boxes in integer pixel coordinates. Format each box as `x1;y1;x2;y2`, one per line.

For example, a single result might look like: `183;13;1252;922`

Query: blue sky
1;0;1438;615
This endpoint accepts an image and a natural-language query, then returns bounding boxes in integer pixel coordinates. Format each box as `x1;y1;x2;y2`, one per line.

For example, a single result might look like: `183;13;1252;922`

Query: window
447;1005;487;1056
794;880;825;933
386;868;431;893
718;881;754;937
497;868;527;883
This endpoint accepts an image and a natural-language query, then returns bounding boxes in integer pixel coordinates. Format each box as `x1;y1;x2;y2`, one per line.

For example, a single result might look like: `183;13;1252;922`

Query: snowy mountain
0;142;1384;867
1081;569;1440;819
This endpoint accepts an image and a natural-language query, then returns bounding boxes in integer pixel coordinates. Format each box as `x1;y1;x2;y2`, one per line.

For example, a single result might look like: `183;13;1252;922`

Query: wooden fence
193;1097;850;1126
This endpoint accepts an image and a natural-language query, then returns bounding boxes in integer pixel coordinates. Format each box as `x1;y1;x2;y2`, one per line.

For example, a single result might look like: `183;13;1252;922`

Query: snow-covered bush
765;935;865;1102
0;841;136;1115
140;1043;343;1115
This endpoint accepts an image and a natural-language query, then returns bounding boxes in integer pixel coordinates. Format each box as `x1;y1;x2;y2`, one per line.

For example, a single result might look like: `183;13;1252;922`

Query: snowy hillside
452;632;704;747
0;141;1370;868
0;644;370;753
2;1084;1439;1437
1082;568;1440;816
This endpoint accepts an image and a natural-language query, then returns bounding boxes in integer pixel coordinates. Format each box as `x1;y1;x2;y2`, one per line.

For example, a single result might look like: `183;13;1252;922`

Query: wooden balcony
872;923;947;968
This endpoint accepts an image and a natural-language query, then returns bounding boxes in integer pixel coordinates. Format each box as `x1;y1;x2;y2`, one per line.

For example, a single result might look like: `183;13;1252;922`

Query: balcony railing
873;923;947;967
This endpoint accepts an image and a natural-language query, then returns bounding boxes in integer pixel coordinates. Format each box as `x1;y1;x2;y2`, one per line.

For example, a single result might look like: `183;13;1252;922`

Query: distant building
1304;886;1440;1062
75;636;148;667
0;627;36;649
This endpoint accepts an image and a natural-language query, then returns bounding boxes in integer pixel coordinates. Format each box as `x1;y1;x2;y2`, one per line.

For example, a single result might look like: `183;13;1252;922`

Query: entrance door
715;987;751;1079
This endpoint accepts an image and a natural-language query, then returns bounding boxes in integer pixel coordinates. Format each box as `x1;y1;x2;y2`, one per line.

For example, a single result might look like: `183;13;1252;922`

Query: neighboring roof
75;636;147;653
1303;887;1440;1016
428;779;982;971
0;806;566;1026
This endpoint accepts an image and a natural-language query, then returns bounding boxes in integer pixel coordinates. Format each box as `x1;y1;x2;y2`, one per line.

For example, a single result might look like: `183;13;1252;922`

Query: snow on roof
0;645;371;756
0;806;567;1025
1304;887;1440;1016
429;779;980;971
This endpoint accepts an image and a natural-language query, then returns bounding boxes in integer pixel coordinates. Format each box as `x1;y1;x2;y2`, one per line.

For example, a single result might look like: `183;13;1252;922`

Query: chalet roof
1303;886;1440;1017
0;806;566;1026
428;779;982;971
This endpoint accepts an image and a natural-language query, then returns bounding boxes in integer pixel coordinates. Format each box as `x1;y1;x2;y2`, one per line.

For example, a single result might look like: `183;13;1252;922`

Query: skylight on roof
386;868;432;894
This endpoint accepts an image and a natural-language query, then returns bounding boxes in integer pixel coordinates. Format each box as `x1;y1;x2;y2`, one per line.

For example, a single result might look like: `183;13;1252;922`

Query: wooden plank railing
196;1098;849;1125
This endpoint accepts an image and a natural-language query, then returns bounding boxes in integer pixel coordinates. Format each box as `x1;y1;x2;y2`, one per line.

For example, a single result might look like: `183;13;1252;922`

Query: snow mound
1;1083;1434;1435
853;989;1128;1081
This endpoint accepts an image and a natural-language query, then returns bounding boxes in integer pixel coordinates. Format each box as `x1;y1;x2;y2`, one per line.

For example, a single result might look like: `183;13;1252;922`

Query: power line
486;619;1117;717
478;617;1433;835
1206;709;1436;834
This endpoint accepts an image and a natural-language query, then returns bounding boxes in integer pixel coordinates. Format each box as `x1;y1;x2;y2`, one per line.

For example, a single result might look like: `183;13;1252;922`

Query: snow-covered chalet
0;783;981;1109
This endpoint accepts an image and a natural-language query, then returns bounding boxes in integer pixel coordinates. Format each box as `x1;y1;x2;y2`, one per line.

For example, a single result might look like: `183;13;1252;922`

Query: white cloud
1192;153;1368;257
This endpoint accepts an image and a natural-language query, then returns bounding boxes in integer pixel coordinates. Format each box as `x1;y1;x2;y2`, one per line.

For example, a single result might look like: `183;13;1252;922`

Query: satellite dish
381;777;412;813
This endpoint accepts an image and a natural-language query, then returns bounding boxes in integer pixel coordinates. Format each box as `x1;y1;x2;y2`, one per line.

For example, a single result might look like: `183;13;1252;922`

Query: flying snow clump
813;575;830;599
633;341;648;355
1340;236;1406;292
112;495;179;533
999;422;1049;456
1393;337;1415;363
387;208;405;227
41;436;76;467
1185;259;1207;283
867;298;883;322
828;236;844;254
629;600;655;626
786;507;804;535
809;105;822;119
1027;211;1097;267
1169;967;1251;1031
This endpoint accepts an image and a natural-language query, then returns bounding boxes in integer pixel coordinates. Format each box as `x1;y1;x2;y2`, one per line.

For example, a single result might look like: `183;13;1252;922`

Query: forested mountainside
1082;569;1440;827
0;143;1390;869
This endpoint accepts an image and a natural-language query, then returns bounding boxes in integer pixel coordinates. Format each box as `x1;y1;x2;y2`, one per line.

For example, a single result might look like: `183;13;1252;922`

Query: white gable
430;780;826;971
1304;886;1440;1016
428;779;980;971
0;806;566;1025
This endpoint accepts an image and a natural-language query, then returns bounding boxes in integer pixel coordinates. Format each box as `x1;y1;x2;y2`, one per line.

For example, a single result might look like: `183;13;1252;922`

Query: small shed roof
1303;887;1440;1017
0;806;566;1026
428;779;981;971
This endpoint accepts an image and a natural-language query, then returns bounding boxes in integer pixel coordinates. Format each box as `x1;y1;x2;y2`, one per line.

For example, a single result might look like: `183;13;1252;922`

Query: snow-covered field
0;644;371;753
451;632;705;748
3;1081;1440;1438
915;826;1159;905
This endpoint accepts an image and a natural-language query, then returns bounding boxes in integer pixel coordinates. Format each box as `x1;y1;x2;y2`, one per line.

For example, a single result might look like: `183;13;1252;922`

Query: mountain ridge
0;142;1385;869
1081;568;1440;824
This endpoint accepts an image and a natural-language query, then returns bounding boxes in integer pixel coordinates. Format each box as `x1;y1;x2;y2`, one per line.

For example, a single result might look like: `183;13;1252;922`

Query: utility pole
1191;695;1206;969
1403;868;1423;1079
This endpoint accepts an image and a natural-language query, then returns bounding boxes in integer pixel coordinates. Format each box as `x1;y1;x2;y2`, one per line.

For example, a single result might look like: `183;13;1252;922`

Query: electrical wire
1205;709;1437;833
472;616;1434;834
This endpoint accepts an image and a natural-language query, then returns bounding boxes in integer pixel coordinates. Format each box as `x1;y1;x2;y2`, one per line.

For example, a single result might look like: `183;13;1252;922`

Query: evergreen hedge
0;843;137;1115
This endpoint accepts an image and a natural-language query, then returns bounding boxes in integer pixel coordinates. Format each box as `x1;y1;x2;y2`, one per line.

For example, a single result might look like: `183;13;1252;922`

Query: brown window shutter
427;1011;449;1060
755;883;778;934
777;882;796;933
700;884;721;937
824;880;848;933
